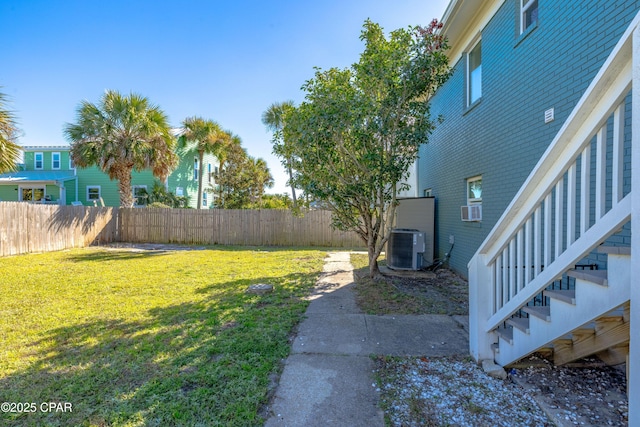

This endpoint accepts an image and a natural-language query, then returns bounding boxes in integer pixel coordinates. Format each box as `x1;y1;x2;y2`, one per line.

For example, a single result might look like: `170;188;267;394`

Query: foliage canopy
65;90;177;208
282;19;450;277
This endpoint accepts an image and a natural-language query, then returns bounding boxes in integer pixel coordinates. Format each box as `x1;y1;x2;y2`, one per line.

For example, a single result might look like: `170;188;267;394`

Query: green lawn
0;246;327;426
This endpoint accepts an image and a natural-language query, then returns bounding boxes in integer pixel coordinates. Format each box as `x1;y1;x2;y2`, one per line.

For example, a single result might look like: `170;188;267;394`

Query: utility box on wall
393;197;435;266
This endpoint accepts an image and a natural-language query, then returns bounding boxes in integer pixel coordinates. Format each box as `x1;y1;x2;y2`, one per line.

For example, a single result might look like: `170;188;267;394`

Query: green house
0;146;218;208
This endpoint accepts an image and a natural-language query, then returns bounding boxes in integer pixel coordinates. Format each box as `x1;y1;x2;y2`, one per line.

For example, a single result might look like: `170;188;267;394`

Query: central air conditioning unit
387;228;426;270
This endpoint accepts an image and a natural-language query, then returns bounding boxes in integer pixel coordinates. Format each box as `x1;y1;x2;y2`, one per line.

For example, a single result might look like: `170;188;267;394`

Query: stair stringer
494;253;630;367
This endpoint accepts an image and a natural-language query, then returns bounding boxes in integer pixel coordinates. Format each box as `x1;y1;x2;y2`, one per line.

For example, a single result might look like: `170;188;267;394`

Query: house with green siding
0;145;218;208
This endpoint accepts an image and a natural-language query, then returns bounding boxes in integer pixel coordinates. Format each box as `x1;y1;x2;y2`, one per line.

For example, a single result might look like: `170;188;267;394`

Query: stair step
522;305;551;321
597;246;631;255
566;269;608;286
544;289;576;304
496;326;513;344
506;317;530;334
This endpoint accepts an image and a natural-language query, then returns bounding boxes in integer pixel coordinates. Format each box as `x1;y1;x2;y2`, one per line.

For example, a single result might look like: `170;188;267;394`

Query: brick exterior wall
419;0;640;277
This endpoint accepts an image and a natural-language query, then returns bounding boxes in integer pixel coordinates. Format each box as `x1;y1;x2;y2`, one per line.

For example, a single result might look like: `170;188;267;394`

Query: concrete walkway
265;252;469;426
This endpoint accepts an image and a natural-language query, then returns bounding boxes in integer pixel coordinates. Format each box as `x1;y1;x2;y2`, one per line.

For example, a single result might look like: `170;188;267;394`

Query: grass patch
351;253;468;315
0;246;327;426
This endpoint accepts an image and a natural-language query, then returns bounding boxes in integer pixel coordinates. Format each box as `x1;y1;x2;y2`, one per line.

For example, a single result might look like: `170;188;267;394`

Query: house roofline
440;0;505;66
21;145;69;151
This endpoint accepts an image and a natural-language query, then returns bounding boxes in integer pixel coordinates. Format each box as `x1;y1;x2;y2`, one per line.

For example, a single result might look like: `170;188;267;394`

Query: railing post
468;253;495;362
629;20;640;427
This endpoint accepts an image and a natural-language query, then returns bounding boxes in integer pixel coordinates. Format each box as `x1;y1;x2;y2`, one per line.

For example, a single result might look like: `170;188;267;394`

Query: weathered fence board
0;203;363;256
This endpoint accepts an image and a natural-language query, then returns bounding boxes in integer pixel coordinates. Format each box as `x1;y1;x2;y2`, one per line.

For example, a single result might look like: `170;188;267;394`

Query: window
423;188;433;197
52;152;61;169
69;157;75;170
194;158;199;181
175;187;184;197
208;163;212;183
87;186;101;202
202;191;208;208
20;186;45;201
467;176;482;204
133;185;148;206
34;152;44;170
521;0;538;33
462;176;483;221
467;39;482;106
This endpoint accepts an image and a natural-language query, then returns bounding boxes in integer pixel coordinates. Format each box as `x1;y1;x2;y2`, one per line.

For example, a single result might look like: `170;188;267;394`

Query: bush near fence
0;202;363;257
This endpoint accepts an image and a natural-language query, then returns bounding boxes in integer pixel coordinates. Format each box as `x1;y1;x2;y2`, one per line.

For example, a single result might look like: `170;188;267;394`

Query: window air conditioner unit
461;204;482;221
387;228;426;270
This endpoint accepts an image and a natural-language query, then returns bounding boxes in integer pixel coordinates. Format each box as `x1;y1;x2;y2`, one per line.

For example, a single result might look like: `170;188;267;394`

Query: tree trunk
117;168;134;208
197;151;205;208
367;239;382;279
287;159;297;209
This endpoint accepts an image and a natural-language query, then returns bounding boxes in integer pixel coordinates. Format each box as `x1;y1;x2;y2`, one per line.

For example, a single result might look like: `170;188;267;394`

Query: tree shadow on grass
0;271;320;427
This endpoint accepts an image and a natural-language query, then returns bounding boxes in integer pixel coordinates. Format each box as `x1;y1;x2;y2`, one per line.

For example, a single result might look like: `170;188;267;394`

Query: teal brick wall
419;0;640;277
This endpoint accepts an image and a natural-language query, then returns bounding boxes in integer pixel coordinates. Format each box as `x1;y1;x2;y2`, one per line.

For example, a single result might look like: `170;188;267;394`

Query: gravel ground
366;267;629;427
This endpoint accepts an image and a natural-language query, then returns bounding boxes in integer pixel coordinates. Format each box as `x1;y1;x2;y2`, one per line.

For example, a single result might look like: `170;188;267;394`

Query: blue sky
1;0;449;194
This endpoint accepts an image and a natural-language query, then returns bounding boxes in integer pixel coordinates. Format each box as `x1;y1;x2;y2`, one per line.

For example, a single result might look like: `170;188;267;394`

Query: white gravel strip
377;356;551;427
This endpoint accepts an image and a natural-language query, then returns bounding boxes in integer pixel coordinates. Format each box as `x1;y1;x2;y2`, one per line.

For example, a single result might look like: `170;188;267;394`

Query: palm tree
178;117;231;209
64;90;177;208
0;90;20;173
262;101;297;208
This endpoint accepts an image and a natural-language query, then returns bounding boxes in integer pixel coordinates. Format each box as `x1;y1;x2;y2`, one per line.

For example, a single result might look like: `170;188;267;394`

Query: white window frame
34;152;44;170
467;175;483;205
202;191;208;208
52;152;61;170
175;187;184;197
423;188;433;197
19;186;45;201
86;185;101;202
69;157;75;170
520;0;538;34
132;185;148;206
194;158;199;181
466;38;482;107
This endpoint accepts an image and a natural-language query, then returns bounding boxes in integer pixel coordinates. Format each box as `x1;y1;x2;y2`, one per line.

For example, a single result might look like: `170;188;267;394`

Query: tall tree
282;19;450;277
262;101;297;208
178;117;231;208
0;90;20;173
215;142;274;209
64;90;177;208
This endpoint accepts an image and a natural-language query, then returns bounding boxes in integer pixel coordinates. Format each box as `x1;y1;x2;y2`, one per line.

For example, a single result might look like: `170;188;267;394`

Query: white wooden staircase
468;11;640;424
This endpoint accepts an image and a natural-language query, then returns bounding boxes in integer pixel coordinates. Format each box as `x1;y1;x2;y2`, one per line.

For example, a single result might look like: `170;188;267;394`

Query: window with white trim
69;157;75;170
194;158;199;181
34;152;44;170
208;163;212;183
423;188;433;197
87;186;101;202
52;152;61;170
175;187;184;197
133;185;148;206
467;39;482;106
521;0;538;33
467;176;482;204
202;191;208;208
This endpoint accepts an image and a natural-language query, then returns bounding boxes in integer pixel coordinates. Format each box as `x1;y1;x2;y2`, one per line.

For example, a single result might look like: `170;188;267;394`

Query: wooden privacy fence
0;203;363;256
120;208;362;247
0;202;119;257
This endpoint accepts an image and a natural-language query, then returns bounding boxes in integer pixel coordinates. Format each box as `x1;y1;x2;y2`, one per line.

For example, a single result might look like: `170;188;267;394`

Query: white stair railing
469;12;639;362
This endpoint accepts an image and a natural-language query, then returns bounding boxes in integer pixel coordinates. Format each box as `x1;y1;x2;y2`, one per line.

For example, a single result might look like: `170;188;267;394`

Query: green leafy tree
282;19;450;277
215;142;274;209
260;193;293;209
262;101;298;208
0;90;20;173
65;90;177;208
178;117;231;208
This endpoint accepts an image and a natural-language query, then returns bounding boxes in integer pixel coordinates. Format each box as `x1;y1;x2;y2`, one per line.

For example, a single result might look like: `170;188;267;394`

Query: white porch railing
468;10;639;375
